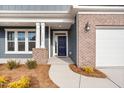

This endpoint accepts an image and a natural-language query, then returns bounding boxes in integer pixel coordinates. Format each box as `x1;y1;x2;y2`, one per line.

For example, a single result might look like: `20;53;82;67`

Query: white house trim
77;6;124;11
53;34;57;56
0;18;74;23
48;26;51;58
96;26;124;29
5;29;35;31
40;22;45;48
0;11;71;14
15;31;18;52
5;30;7;54
53;31;68;57
78;12;124;14
25;31;28;52
36;23;40;48
5;52;32;54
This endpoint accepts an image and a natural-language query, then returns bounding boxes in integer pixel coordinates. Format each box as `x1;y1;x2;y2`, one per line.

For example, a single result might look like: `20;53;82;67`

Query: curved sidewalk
49;64;118;88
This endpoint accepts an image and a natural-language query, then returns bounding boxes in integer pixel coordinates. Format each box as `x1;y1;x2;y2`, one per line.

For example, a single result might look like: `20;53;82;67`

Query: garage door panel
96;28;124;67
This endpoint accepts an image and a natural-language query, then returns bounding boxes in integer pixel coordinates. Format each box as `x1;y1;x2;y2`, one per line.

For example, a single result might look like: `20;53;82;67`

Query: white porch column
40;22;45;48
36;22;40;48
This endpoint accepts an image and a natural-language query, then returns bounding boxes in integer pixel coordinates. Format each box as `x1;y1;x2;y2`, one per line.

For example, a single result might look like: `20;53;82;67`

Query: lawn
0;64;58;88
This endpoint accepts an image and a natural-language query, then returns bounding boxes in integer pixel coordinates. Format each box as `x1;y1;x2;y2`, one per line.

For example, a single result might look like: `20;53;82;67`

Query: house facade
0;5;124;67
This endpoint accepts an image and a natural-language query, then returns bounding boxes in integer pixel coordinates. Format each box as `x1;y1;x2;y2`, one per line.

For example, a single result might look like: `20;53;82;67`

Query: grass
69;64;107;78
0;64;58;88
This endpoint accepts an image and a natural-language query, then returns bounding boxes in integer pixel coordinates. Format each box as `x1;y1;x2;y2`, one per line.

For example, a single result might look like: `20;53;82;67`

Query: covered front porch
0;8;77;64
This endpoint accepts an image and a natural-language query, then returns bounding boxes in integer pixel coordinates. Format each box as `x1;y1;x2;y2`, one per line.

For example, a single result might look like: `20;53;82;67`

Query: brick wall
32;48;48;64
77;14;124;67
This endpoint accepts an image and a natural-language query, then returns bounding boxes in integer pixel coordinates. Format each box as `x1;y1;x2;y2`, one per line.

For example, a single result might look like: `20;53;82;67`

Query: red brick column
32;48;48;64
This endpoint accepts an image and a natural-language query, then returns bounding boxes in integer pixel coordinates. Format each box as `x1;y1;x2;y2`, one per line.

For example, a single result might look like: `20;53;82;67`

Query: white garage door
96;27;124;67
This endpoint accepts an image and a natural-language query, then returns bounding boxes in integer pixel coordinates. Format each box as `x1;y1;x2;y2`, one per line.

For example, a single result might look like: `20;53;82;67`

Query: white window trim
5;29;35;54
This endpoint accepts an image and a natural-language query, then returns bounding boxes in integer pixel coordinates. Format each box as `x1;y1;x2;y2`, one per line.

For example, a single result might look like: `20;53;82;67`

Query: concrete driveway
99;67;124;88
80;75;118;88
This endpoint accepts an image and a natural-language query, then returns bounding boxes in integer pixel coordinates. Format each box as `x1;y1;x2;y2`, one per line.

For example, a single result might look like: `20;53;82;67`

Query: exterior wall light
85;22;90;32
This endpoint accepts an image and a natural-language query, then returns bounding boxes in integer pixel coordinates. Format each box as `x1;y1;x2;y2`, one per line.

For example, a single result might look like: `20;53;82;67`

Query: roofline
0;5;73;14
0;5;124;15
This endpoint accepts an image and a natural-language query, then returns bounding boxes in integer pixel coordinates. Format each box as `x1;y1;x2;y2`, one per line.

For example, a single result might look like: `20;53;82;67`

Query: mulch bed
0;64;58;88
69;64;107;78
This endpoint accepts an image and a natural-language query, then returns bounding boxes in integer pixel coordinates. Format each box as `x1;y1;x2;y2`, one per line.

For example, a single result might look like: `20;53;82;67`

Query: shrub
26;59;37;69
0;76;8;88
8;76;30;88
82;66;94;73
6;60;20;70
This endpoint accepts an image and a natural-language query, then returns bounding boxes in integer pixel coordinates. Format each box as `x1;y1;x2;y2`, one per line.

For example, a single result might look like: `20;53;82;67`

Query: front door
58;36;66;56
53;31;68;57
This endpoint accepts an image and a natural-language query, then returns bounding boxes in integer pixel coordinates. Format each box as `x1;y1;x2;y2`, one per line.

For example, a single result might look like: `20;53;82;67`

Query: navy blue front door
58;36;66;56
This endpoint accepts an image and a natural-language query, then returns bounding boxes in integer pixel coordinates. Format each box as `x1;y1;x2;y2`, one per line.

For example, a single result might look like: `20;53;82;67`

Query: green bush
26;59;37;69
6;60;20;70
8;76;30;88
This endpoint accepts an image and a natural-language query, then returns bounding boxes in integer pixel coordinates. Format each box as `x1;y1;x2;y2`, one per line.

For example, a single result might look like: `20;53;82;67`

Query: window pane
28;42;35;51
8;42;14;51
18;32;25;41
28;32;36;41
18;42;25;51
7;32;14;40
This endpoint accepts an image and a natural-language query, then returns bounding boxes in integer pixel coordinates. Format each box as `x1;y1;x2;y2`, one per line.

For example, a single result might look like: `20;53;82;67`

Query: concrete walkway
48;57;120;88
49;65;80;88
48;56;74;65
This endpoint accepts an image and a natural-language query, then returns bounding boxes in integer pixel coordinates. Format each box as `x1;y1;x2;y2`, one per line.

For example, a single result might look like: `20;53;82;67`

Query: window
7;31;15;51
6;29;36;54
18;32;25;51
28;32;36;51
